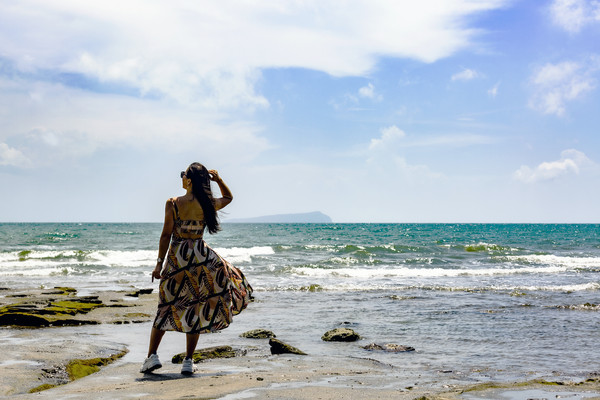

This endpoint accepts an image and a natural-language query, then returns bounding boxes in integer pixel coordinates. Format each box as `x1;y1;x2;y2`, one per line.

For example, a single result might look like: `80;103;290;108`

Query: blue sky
1;0;599;223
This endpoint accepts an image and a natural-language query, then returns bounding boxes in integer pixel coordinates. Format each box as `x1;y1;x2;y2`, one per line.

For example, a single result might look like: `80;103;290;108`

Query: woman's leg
147;327;166;357
185;333;200;358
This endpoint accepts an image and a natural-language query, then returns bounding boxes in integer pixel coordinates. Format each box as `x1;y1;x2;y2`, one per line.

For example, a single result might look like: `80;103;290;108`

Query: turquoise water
1;223;599;383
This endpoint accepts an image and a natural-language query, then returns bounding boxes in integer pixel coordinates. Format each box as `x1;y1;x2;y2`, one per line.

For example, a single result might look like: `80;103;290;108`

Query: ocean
1;223;599;385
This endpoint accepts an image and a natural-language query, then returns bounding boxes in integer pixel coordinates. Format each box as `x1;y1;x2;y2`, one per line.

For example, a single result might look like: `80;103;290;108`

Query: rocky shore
1;288;599;399
0;287;154;328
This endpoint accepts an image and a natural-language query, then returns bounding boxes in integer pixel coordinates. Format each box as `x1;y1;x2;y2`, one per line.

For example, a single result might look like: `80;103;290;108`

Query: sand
1;289;599;400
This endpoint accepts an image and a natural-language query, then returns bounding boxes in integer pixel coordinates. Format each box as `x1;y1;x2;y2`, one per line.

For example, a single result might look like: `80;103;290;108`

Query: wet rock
0;312;51;327
106;302;135;308
361;343;415;352
269;338;307;355
111;312;152;325
125;288;154;297
321;328;361;342
240;329;276;339
171;345;243;364
66;350;128;380
29;350;128;393
0;297;104;327
41;287;77;296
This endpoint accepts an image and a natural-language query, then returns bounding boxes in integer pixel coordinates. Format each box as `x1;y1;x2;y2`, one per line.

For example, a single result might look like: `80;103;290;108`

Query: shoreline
1;288;599;399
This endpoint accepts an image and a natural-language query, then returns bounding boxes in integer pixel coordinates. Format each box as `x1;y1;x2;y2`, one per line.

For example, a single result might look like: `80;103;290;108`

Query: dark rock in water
362;343;415;352
171;345;243;364
0;312;50;327
269;338;307;355
240;329;276;339
43;287;78;296
321;328;361;342
125;288;154;297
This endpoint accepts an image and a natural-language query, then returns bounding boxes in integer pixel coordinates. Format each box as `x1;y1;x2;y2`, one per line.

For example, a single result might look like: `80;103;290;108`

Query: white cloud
0;0;511;108
488;82;500;98
529;59;598;116
366;126;443;181
0;143;31;168
392;156;442;179
550;0;600;33
358;83;383;101
409;133;495;147
451;68;480;81
514;149;596;183
368;127;494;150
359;83;375;98
0;78;271;167
369;125;406;150
0;0;512;169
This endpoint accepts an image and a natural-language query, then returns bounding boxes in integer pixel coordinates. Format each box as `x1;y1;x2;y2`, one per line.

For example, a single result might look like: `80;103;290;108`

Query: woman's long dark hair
186;162;220;234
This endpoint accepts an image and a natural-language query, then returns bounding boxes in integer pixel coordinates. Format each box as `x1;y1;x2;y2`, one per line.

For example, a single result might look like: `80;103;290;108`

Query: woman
141;162;253;375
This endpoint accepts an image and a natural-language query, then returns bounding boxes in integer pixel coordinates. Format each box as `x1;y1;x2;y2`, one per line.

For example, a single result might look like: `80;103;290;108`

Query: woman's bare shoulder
164;197;179;209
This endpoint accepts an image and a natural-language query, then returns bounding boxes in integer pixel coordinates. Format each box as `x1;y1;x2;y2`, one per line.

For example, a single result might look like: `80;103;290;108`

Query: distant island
225;211;332;223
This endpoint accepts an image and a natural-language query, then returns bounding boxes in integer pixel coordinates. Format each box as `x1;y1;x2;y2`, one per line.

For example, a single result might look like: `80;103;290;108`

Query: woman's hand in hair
208;169;222;182
210;169;233;209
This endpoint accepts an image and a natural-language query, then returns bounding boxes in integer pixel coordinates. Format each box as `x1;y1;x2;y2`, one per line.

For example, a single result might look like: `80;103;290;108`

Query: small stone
361;343;415;352
269;338;307;355
321;328;361;342
383;344;415;352
240;329;276;339
257;377;264;381
362;343;384;351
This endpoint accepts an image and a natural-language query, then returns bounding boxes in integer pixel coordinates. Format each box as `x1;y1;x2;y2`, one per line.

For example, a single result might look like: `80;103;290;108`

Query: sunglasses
180;171;187;178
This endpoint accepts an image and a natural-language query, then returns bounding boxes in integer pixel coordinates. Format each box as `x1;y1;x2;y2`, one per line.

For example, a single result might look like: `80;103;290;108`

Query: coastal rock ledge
321;328;361;342
0;296;104;327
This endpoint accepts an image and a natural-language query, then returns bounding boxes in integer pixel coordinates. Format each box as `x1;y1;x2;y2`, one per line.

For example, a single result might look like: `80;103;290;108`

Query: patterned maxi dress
153;200;253;333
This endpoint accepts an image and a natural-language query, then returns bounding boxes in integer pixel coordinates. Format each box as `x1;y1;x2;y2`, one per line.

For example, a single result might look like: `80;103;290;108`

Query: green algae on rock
240;329;276;339
28;383;57;393
66;350;129;380
321;328;361;342
28;350;128;393
0;296;105;327
172;345;243;364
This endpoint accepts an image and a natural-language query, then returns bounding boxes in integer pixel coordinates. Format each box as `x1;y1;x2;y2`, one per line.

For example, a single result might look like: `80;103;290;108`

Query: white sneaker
140;354;162;373
181;358;197;375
